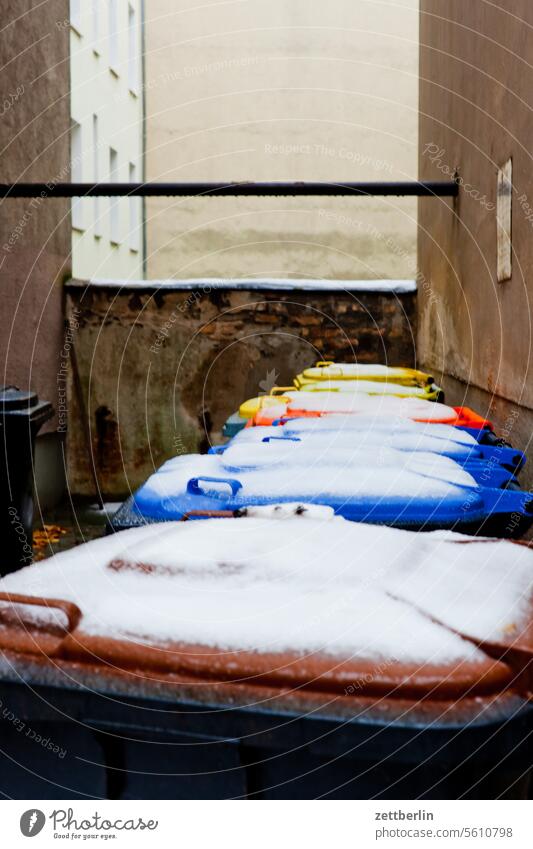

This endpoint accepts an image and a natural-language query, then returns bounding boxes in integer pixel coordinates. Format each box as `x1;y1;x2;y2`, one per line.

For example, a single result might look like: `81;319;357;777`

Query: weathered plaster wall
0;0;71;432
418;1;533;412
431;370;533;497
144;0;419;280
66;281;416;497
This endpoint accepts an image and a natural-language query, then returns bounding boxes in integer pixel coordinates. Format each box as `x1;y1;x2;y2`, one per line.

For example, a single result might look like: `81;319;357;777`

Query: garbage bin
221;418;526;473
248;397;492;429
113;451;533;535
217;438;519;489
294;361;436;389
0;386;53;575
302;379;444;401
237;382;444;422
222;361;445;438
0;517;531;799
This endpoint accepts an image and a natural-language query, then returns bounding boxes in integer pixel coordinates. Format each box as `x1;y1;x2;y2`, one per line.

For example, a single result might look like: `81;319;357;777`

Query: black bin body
0;676;530;800
0;387;53;575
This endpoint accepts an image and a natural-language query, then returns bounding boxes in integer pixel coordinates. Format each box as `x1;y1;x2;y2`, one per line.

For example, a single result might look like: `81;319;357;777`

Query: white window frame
93;114;102;238
109;147;120;245
128;4;139;95
70;0;82;35
129;162;140;252
91;0;101;55
71;121;84;231
108;0;119;75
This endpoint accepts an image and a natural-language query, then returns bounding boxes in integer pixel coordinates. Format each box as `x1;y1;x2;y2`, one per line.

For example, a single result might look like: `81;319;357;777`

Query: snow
300;363;426;378
285;393;457;419
87;502;125;513
380;537;533;644
249;396;460;424
143;453;474;502
0;601;69;633
232;418;478;448
220;442;477;487
237;503;336;520
302;380;435;397
230;425;479;460
87;278;418;294
3;515;523;664
273;417;478;445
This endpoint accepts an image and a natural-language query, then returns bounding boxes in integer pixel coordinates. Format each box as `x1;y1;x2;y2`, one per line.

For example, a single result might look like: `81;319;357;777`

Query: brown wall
418;1;533;411
0;1;71;431
65;281;416;497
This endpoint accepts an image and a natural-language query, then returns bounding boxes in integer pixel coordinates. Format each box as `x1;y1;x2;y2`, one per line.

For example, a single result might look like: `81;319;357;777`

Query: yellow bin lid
294;361;434;388
239;387;295;419
303;380;442;401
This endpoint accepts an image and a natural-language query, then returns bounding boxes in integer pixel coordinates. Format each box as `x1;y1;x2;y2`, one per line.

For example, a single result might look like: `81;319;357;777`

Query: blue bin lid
217;440;517;489
225;420;525;473
132;453;533;533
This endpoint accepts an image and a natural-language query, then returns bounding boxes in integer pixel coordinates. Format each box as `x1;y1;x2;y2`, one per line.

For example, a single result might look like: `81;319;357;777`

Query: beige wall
418;1;533;410
0;0;71;432
144;0;419;280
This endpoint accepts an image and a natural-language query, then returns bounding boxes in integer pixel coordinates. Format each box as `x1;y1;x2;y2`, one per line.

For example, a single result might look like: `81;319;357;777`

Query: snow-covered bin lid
248;398;465;428
238;382;442;419
302;380;437;398
1;516;531;698
248;418;523;474
231;418;478;447
296;363;434;386
141;453;476;503
134;450;533;532
220;441;478;488
286;393;457;419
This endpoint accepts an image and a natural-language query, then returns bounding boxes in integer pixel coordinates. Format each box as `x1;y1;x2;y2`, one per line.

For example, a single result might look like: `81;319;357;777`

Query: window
91;0;100;54
109;0;119;74
109;147;120;244
497;158;512;283
129;162;140;251
128;4;138;94
70;0;82;34
71;121;83;231
93;115;102;237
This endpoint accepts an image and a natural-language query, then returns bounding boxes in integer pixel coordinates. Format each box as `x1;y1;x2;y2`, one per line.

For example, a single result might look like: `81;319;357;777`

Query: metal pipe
0;180;458;198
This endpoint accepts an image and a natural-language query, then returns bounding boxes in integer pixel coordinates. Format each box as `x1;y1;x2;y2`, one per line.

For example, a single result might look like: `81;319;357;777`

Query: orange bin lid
248;404;492;429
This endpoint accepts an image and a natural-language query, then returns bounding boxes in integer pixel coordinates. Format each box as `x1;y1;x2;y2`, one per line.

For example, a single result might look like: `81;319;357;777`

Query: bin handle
270;386;295;396
0;592;82;636
261;436;301;443
186;476;243;497
180;510;236;521
316;360;334;368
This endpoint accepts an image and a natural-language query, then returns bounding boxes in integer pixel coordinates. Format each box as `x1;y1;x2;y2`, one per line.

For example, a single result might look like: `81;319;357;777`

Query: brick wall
65;281;417;497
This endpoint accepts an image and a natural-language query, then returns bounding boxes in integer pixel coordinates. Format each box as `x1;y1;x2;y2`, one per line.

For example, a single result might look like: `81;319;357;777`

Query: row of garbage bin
0;362;531;799
112;361;532;538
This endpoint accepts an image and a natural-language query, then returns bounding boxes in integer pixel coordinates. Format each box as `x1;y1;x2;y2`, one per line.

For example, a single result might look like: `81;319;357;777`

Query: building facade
0;0;72;507
418;0;533;487
70;0;145;279
144;0;419;282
